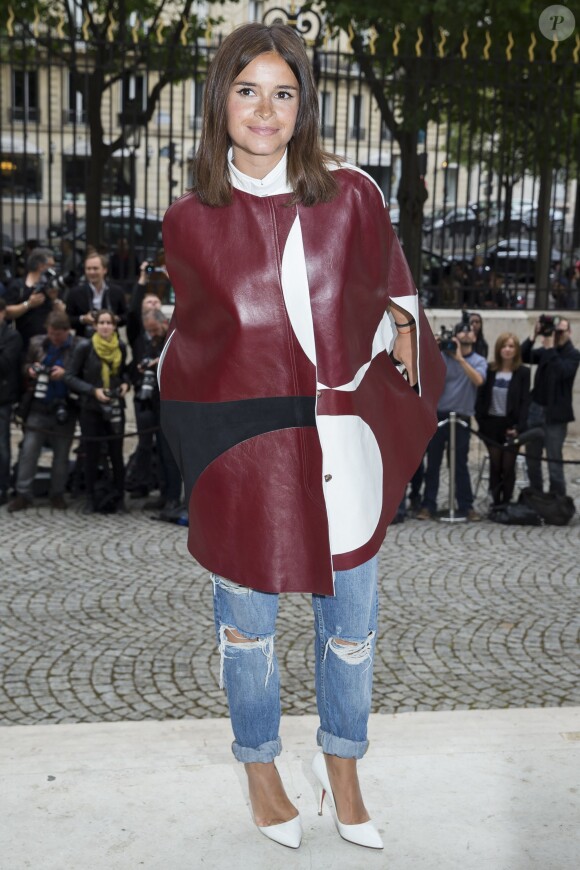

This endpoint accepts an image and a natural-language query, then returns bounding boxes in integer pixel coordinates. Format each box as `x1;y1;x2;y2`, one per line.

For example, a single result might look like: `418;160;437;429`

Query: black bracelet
395;319;415;329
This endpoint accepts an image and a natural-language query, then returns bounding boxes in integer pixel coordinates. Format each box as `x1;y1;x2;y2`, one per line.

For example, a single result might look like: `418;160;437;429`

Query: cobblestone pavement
1;436;579;725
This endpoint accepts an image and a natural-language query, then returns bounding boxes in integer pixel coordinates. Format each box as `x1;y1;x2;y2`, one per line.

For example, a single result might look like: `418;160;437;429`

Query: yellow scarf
92;331;122;389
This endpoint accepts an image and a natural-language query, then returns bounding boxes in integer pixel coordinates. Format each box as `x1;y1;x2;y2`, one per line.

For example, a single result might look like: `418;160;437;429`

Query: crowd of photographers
401;309;580;522
1;245;579;523
0;246;183;519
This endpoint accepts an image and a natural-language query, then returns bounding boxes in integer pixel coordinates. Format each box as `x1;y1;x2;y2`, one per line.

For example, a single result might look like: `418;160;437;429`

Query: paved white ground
2;709;579;870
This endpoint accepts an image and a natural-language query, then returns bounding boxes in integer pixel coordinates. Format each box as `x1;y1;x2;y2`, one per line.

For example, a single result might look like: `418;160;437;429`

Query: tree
315;0;578;296
3;0;228;249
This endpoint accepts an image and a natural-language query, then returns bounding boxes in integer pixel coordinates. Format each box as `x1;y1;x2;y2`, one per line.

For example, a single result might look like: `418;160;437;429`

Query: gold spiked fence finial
392;24;402;57
415;26;423;57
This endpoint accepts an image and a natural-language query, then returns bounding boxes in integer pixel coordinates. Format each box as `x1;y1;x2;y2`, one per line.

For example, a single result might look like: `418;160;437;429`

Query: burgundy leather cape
160;167;445;595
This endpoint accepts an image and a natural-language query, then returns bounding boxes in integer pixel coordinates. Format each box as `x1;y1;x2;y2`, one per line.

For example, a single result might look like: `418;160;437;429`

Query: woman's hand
119;383;130;397
94;387;110;403
392;331;418;386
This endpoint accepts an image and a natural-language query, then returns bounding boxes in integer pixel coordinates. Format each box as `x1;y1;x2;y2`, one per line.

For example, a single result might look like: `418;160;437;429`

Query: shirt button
324;474;332;482
316;389;322;398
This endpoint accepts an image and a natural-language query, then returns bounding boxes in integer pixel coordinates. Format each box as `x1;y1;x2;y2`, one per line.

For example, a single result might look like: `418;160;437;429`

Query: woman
476;332;530;506
468;311;489;359
160;23;444;850
66;308;130;513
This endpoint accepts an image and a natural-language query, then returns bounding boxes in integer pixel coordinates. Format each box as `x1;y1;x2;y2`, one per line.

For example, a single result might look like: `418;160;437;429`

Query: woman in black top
476;332;530;505
469;312;489;359
66;308;130;512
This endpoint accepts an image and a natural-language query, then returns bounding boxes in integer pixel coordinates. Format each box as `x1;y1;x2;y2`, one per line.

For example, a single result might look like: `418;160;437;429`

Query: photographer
126;261;163;351
4;248;65;349
521;316;580;495
129;309;182;511
65;308;130;513
0;298;23;505
7;312;78;512
417;321;487;520
66;252;127;338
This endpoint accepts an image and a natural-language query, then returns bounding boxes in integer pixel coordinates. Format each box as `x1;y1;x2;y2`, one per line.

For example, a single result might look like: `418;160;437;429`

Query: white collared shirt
227;148;292;197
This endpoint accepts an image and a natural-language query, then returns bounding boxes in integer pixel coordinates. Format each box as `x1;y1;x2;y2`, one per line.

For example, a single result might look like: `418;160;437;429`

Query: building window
349;94;365;140
190;80;205;130
65;71;88;125
320;91;334;138
361;164;391;201
11;70;40;123
119;73;147;126
248;1;264;22
63;155;134;202
1;153;42;198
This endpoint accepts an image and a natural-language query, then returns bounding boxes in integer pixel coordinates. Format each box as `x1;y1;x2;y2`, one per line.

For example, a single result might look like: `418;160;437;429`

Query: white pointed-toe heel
312;752;383;850
256;813;302;849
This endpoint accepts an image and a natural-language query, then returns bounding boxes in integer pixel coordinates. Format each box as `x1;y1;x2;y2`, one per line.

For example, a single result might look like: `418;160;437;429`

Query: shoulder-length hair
492;332;522;371
193;23;338;207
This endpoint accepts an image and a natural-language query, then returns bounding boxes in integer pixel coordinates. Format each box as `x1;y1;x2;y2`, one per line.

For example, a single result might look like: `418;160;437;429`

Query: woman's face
500;338;516;363
96;314;115;340
469;317;481;335
226;51;299;178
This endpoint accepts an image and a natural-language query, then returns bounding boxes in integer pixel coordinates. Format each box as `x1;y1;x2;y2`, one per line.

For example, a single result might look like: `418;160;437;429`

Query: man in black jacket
521;317;580;495
66;252;127;338
4;247;64;350
0;298;24;504
7;311;79;512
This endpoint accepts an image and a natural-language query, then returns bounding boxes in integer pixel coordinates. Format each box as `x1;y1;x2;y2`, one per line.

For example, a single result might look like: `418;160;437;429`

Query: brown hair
85;251;109;270
95;308;116;324
45;310;71;331
492;332;522;371
194;23;338;207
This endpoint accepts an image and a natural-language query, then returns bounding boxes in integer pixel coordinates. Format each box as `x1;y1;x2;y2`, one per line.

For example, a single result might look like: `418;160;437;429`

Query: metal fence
1;19;579;308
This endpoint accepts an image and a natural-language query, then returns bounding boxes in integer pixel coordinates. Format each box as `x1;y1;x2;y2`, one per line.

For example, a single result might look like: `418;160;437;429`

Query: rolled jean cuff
231;737;282;763
317;727;368;760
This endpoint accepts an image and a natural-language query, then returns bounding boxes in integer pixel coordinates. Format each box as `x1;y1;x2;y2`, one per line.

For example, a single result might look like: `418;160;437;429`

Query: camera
145;262;155;274
138;358;158;402
53;399;69;425
538;313;561;337
101;387;123;435
31;363;52;400
438;326;457;354
34;267;60;295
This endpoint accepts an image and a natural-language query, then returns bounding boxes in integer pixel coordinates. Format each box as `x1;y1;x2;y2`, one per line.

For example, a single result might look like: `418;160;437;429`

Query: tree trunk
501;178;514;239
85;149;107;252
86;75;107;251
534;161;552;310
397;131;428;289
572;178;580;250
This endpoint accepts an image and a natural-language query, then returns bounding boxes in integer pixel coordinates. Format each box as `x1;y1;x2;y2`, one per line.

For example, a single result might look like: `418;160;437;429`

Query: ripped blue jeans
211;556;378;763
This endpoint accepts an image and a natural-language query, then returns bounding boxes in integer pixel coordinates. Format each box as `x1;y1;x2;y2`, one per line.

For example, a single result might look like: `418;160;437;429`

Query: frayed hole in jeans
211;574;252;596
324;630;375;670
217;624;275;690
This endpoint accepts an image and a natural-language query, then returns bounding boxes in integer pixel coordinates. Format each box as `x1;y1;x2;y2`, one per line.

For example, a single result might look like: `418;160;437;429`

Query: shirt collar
228;148;292;197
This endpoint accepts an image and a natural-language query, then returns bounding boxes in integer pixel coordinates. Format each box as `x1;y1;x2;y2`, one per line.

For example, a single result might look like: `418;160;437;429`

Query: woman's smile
227;51;299;177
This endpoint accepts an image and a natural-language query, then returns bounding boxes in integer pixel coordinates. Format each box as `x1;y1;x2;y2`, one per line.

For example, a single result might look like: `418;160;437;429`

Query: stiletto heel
318;786;326;815
256;814;302;849
311;752;383;850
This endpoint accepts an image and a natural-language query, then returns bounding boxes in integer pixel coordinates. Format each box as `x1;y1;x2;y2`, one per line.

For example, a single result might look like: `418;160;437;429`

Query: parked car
484;237;562;282
423;205;480;236
46;206;163;263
